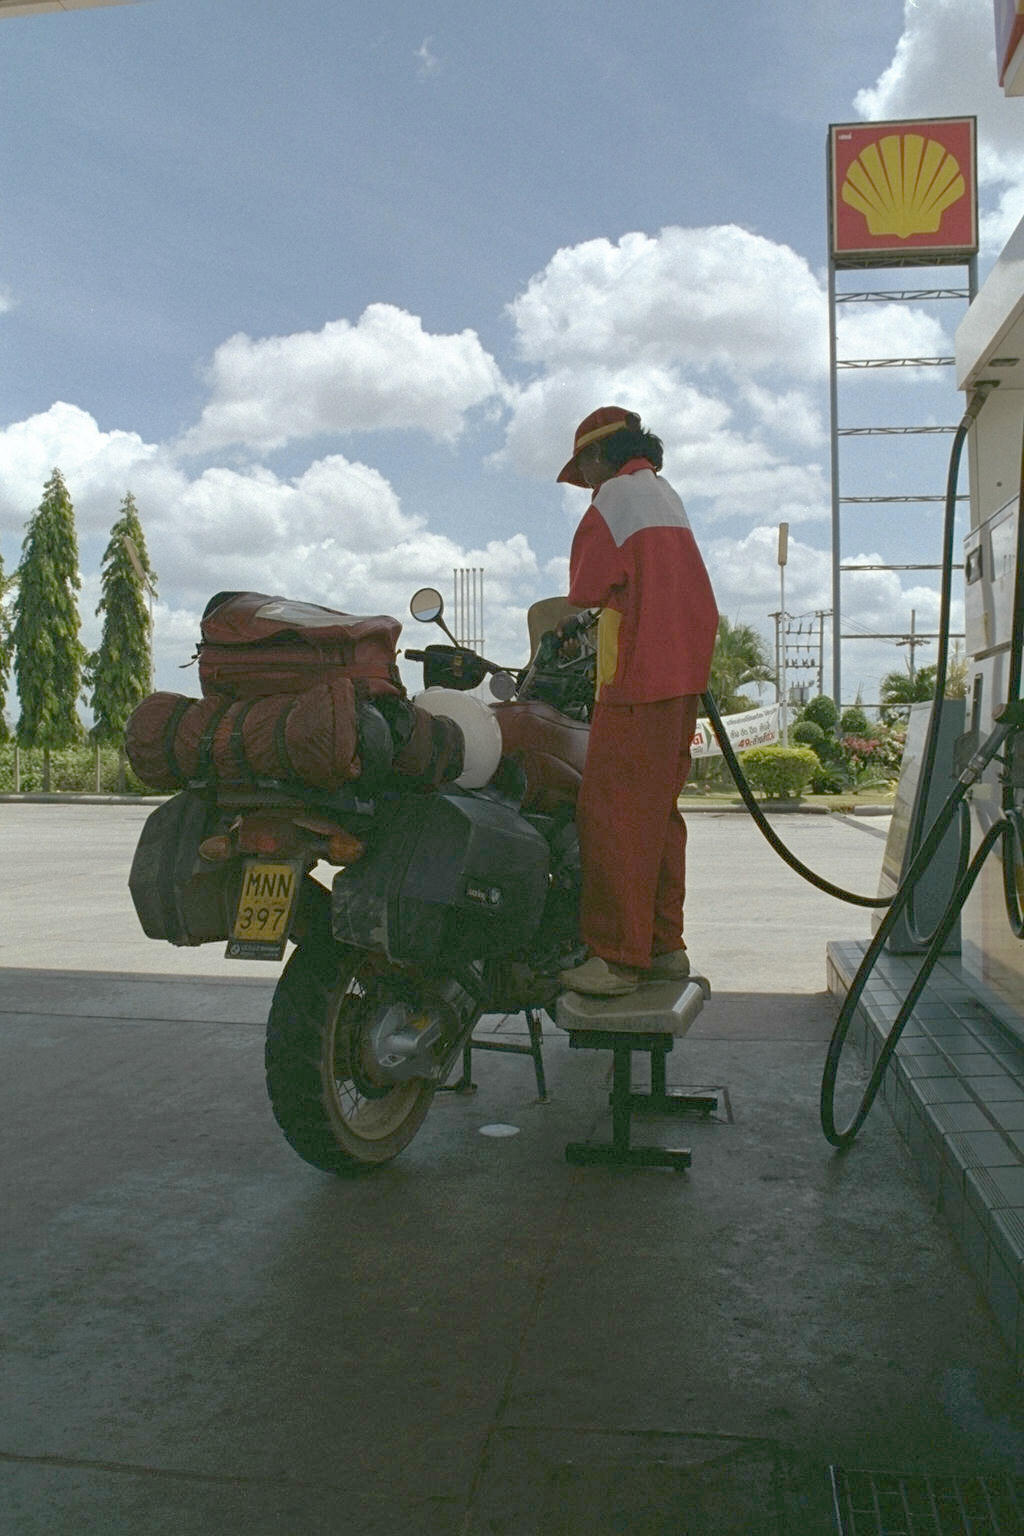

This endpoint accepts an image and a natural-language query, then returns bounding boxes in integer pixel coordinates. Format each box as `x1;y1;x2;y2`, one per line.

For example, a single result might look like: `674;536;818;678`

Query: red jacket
568;460;718;704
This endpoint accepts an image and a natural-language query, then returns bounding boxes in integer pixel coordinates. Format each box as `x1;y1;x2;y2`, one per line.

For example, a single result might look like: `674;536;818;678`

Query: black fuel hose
699;397;978;917
820;396;1024;1148
700;689;892;908
902;402;989;947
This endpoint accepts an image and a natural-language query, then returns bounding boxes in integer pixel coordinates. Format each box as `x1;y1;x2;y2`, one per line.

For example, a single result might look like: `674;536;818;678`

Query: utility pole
777;523;789;744
896;608;930;683
815;609;831;698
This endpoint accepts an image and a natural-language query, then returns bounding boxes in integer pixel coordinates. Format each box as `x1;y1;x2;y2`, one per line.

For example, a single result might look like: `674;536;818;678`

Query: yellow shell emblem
841;133;965;239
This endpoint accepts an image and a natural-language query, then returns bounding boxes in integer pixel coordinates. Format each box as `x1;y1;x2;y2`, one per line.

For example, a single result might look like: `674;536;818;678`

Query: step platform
556;976;713;1171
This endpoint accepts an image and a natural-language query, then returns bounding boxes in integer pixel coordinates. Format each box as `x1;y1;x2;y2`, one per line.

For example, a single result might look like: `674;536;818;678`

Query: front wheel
265;943;436;1173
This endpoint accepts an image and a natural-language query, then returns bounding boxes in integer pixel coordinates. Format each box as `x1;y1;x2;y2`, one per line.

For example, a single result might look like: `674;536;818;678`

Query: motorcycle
128;590;597;1173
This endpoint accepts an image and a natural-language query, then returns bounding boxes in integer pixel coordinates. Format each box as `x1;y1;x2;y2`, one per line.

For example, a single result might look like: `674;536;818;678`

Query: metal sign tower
827;117;979;707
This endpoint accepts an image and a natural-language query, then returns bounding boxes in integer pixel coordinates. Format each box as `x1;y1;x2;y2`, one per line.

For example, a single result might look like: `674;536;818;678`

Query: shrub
810;761;852;794
839;706;871;736
791;719;825;748
739;745;820;799
801;695;838;734
841;735;882;760
869;727;907;776
812;732;848;764
0;743;150;795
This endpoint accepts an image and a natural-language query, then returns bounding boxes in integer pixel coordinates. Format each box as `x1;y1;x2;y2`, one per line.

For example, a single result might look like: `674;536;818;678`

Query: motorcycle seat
493;700;589;813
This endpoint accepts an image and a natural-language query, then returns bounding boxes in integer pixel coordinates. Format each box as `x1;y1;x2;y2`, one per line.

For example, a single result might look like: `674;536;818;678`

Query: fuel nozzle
964;378;1000;421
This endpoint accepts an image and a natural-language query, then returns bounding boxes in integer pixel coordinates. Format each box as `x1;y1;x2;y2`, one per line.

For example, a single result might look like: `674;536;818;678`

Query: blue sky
1;0;1022;710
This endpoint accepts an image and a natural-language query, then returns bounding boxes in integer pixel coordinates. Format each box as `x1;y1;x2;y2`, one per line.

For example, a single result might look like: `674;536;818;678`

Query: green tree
878;665;956;723
12;468;87;784
90;492;156;744
708;617;775;715
801;694;838;734
839;705;872;737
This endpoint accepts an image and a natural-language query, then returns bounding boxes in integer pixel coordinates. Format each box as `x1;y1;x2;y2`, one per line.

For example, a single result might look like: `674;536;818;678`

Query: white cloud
415;37;440;77
498;223;955;518
0;402;163;533
497;228;841;528
509;225;829;382
702;526;965;704
741;385;824;448
836;304;951;363
0;401;545;699
181;303;505;455
500;364;734;484
853;0;1024;255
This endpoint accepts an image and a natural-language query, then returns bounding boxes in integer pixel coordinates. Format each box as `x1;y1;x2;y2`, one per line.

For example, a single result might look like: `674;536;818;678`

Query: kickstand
438;1008;548;1101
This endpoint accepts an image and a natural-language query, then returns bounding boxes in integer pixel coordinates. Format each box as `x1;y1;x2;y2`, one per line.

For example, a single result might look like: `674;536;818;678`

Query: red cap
556;406;639;486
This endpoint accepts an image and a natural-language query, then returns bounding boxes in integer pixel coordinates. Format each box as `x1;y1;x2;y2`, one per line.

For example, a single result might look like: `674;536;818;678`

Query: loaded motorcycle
126;588;596;1173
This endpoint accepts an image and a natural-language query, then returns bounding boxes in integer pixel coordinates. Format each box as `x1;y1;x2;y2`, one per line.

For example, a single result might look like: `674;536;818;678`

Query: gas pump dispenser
956;217;1024;1027
817;215;1024;1149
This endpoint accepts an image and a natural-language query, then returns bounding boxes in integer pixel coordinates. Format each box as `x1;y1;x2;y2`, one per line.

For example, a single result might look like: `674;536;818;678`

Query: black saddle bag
128;791;235;946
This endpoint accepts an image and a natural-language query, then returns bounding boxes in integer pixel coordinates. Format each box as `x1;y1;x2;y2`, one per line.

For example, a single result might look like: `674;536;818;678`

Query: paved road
0;800;888;991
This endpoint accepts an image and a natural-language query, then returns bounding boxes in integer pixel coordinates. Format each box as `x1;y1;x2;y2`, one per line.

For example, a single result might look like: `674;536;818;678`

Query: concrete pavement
2;804;1023;1534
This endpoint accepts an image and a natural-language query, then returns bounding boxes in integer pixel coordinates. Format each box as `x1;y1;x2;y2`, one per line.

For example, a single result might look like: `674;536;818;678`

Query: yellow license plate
226;860;300;960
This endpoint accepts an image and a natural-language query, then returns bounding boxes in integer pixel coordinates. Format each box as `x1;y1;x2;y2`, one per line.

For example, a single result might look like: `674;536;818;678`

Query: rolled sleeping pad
413;687;503;789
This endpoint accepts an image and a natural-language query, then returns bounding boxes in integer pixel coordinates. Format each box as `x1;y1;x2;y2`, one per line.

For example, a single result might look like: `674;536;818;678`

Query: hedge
0;744;150;795
738;745;820;799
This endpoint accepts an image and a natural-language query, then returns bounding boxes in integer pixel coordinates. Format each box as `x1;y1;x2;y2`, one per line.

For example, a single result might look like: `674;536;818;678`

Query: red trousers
576;695;699;968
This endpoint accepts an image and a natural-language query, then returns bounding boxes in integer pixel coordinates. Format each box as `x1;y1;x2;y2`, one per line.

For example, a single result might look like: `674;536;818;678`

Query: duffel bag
125;680;362;792
197;590;403;699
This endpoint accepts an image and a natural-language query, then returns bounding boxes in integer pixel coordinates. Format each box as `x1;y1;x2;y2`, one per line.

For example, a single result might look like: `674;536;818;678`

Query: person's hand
555;613;582;658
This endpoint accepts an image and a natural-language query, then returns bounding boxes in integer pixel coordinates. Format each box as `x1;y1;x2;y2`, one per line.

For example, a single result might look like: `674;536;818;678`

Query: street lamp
777;522;789;745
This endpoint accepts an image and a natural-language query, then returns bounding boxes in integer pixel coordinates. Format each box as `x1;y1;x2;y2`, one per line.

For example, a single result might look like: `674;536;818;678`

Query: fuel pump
685;209;1024;1150
816;215;1024;1147
957;217;1024;1017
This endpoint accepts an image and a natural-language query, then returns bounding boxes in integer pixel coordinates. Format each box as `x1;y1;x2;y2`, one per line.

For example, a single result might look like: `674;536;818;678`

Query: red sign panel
994;0;1024;86
830;118;977;262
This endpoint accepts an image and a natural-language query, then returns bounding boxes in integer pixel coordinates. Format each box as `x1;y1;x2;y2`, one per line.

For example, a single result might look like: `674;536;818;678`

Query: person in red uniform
556;406;719;997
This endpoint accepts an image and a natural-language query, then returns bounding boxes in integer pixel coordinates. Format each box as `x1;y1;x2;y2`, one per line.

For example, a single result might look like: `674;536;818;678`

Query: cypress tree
90;492;156;743
12;468;86;766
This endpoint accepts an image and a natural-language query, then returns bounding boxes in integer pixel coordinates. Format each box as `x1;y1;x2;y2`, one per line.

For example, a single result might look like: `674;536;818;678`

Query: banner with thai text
690;703;780;759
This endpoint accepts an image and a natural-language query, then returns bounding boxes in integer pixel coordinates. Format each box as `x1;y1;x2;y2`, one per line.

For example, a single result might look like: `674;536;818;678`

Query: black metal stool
556;977;713;1170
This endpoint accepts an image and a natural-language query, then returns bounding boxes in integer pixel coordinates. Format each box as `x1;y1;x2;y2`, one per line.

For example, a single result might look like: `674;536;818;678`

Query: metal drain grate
830;1466;1024;1535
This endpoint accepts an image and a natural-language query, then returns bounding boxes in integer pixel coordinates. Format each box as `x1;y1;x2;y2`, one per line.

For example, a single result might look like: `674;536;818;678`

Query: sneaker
559;956;639;997
645;949;691;980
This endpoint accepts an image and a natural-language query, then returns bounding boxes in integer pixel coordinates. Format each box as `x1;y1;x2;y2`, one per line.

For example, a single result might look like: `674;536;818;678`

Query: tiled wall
827;941;1024;1376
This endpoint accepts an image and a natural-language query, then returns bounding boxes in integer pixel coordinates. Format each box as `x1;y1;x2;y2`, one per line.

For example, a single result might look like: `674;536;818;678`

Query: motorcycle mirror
410;587;444;624
489;670;517;702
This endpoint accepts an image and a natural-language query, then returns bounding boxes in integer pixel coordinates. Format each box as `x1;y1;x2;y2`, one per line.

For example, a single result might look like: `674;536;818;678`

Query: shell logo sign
830;118;977;263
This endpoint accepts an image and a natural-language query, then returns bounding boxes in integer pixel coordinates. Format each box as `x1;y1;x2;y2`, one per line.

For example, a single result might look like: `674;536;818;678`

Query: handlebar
404;645;503;674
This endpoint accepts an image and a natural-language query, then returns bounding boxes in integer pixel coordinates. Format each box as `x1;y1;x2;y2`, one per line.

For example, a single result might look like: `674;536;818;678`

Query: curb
0;794;168;805
679;801;893;816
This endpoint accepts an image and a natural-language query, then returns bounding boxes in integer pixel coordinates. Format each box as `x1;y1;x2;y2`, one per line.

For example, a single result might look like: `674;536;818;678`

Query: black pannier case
331;792;549;965
128;791;235;946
